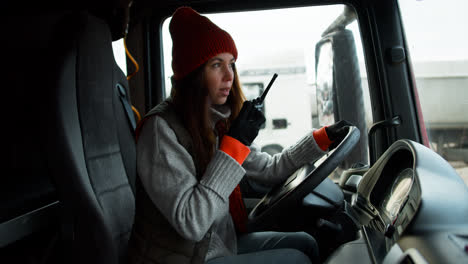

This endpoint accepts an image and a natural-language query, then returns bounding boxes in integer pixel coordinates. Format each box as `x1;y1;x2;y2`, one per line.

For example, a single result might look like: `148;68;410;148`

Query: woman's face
203;52;235;105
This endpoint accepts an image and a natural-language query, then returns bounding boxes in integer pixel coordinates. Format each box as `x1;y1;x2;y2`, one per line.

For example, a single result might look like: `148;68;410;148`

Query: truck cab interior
3;0;468;263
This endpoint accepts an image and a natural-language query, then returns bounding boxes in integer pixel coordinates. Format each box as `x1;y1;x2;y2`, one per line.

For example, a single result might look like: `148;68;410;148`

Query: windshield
398;0;468;187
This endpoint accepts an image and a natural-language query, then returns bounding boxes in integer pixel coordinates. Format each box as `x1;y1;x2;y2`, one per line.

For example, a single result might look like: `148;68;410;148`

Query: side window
398;0;468;186
112;39;127;75
162;6;372;177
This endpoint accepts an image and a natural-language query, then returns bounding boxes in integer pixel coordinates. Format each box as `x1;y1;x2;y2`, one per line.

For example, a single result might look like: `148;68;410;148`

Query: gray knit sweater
136;104;325;261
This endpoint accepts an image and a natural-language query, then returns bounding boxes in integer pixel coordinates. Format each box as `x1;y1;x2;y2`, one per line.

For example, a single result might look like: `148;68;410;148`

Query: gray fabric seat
46;12;136;263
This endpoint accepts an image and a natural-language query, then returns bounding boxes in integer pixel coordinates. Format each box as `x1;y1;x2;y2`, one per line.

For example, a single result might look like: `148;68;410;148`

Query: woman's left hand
326;120;354;150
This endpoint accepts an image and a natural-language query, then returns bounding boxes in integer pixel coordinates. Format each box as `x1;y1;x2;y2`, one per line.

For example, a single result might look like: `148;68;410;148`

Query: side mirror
315;41;335;126
315;28;369;166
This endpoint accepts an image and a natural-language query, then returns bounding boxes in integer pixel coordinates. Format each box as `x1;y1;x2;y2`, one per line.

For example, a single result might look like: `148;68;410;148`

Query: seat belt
117;83;136;131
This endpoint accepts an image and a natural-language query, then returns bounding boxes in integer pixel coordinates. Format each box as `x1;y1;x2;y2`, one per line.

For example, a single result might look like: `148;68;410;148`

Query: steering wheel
248;126;360;231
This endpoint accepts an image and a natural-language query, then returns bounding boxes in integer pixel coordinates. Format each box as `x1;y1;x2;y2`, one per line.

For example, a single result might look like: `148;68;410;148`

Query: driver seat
46;12;136;263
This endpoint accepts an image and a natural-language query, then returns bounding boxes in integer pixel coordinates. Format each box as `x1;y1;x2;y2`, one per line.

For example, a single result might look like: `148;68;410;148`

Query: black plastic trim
0;201;60;247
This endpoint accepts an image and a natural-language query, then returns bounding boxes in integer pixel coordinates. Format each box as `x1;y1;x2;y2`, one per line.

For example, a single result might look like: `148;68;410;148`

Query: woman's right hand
227;101;266;146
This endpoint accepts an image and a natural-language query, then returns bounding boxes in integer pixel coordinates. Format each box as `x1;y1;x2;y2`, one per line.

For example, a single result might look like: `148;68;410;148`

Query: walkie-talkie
254;73;278;108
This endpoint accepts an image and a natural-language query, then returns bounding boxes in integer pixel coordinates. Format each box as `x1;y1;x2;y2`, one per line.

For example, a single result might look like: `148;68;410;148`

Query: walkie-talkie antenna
257;73;278;104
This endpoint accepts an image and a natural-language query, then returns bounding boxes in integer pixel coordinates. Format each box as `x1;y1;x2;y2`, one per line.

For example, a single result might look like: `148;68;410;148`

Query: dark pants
206;231;319;264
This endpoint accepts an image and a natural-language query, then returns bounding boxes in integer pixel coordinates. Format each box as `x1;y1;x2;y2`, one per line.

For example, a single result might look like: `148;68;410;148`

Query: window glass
162;6;372;178
398;0;468;186
112;39;127;75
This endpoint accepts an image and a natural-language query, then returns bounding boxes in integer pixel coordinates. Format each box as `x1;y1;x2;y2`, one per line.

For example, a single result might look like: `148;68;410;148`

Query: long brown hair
170;64;245;174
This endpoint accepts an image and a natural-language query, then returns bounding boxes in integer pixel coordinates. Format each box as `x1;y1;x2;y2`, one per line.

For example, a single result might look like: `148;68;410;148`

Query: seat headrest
90;0;133;41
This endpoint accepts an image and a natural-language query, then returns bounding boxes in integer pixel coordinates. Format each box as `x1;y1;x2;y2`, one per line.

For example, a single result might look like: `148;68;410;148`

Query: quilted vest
128;100;213;264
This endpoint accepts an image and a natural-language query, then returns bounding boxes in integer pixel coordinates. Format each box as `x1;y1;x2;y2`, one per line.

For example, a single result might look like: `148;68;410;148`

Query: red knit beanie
169;7;238;80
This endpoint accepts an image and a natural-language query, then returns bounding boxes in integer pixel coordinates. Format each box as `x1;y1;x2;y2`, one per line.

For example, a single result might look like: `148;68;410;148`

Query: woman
128;6;350;264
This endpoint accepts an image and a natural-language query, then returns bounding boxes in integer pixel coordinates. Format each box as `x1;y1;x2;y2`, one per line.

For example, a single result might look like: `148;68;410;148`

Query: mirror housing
315;25;369;166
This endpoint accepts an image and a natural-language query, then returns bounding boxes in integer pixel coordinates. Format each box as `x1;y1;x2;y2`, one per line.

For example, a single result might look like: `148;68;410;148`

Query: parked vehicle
240;38;468;170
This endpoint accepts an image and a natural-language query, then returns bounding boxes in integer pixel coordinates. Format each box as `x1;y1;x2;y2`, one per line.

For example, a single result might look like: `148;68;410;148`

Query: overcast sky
114;0;468;77
398;0;468;61
160;0;467;75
